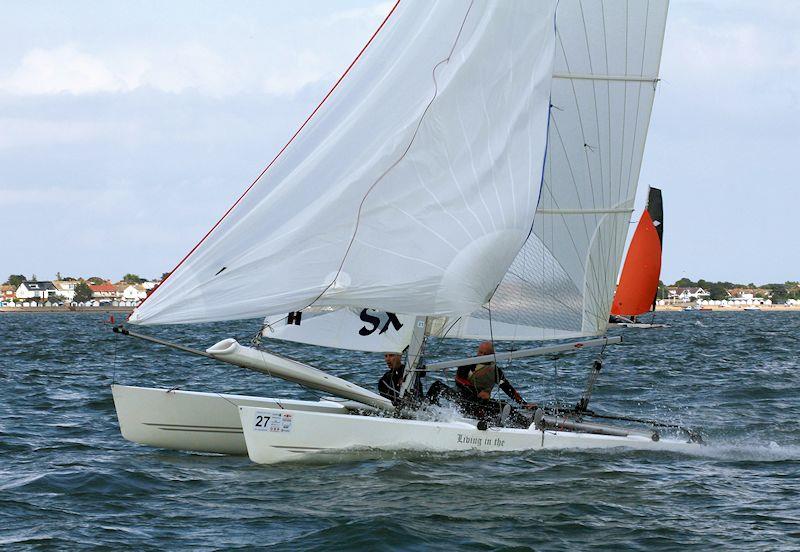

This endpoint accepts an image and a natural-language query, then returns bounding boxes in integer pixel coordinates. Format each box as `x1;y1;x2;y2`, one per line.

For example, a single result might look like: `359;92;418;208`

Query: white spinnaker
130;1;555;326
447;0;669;341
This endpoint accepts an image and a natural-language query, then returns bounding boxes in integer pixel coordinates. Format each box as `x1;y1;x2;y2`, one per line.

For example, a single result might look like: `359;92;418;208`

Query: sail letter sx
358;309;403;336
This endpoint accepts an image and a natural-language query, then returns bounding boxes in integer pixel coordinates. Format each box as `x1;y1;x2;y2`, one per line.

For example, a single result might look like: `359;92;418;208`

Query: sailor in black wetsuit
455;341;527;405
426;341;534;423
378;352;422;405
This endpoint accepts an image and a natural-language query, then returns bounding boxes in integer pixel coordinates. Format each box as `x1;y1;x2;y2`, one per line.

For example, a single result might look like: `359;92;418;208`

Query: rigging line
548;116;593;257
583;210;623;327
555;26;597;245
550;124;589;284
600;0;619;313
485;304;502;403
303;0;476;314
577;2;602;216
548;118;556;341
578;1;615;314
131;0;402;317
461;4;557;314
518;3;558;245
539;177;606;319
505;268;581;314
617;0;630;212
609;0;634;329
608;0;631;300
423;316;460;362
624;0;652;204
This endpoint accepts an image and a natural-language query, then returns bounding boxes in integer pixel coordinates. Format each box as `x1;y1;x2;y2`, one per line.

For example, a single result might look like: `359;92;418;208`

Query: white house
667;287;711;303
53;280;77;301
122;284;148;301
15;281;58;300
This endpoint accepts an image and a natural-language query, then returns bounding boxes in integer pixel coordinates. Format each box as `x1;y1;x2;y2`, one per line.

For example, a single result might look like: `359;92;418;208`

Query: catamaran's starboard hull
111;384;348;455
238;406;701;465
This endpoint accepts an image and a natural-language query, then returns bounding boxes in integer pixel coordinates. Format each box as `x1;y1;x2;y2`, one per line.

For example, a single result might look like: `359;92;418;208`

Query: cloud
2;45;130;95
0;3;392;98
663;3;800;97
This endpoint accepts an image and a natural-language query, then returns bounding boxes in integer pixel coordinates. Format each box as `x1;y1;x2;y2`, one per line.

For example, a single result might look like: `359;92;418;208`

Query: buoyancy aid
468;362;498;395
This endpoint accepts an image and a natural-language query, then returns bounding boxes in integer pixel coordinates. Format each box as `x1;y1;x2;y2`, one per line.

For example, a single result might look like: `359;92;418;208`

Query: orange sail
611;190;663;317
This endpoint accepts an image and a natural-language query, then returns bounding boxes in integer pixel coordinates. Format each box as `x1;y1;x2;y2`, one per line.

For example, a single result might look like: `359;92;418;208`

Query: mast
398;316;426;399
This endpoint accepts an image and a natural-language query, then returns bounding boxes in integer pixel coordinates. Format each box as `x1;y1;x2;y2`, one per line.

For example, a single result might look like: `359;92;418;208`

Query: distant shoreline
2;305;799;316
655;305;800;311
0;306;134;314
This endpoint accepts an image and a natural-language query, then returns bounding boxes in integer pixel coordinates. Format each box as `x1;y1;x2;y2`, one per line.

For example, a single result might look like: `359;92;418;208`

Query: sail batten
553;73;659;82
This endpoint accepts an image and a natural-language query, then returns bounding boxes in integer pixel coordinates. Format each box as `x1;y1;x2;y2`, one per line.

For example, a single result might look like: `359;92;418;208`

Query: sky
0;1;797;286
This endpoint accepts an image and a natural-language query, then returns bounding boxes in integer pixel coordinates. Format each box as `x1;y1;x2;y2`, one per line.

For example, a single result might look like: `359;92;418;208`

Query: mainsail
445;0;670;341
130;0;556;325
261;0;670;349
611;186;663;317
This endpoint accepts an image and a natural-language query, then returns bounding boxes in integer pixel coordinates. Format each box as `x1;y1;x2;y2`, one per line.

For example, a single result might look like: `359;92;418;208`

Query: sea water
1;311;798;549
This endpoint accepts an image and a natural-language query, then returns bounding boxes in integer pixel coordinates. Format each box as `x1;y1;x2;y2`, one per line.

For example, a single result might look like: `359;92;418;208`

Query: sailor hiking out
455;341;527;404
425;341;536;426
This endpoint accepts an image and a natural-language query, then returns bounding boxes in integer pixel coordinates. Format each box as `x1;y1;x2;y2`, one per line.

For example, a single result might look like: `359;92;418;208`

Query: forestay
130;1;556;326
450;0;670;341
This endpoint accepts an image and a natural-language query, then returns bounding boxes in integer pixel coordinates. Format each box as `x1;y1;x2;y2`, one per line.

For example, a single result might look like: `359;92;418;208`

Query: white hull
238;406;701;465
111;384;350;455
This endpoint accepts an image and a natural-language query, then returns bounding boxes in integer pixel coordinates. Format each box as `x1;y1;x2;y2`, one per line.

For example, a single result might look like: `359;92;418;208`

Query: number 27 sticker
253;410;293;433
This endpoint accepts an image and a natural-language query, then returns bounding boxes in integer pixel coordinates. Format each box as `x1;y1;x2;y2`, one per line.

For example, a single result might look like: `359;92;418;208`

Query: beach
656;304;800;311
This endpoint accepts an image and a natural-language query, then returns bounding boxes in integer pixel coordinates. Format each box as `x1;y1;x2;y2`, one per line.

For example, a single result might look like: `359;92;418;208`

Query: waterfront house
15;281;58;300
53;280;78;302
666;287;711;303
89;282;120;299
726;288;770;301
121;284;147;301
726;288;770;305
1;285;15;302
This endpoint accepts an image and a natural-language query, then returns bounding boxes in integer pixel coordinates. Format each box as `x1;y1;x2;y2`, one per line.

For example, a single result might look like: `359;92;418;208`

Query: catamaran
112;0;703;464
609;187;668;329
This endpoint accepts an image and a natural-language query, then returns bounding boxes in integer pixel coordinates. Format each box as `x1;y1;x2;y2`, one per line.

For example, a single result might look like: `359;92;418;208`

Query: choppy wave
1;311;799;549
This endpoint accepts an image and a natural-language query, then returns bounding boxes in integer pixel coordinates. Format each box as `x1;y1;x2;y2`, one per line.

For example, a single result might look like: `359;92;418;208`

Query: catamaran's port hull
111;384;348;455
112;384;701;462
238;406;701;465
